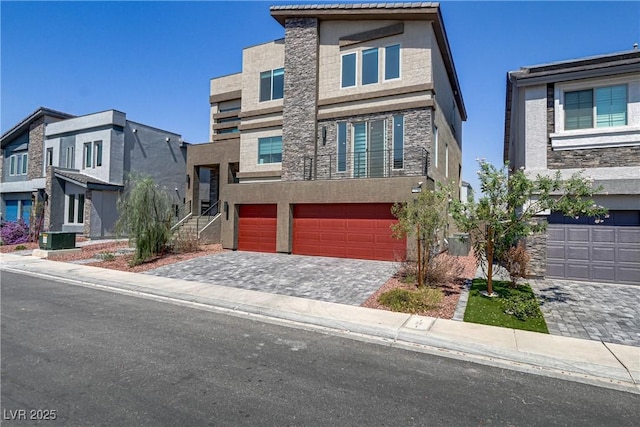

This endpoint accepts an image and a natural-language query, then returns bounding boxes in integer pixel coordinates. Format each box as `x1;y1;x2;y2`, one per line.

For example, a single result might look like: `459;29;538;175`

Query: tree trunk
417;224;423;288
486;225;494;295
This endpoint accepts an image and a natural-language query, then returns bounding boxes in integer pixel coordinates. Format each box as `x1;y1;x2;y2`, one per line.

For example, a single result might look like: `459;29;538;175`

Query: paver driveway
145;251;397;305
529;279;640;347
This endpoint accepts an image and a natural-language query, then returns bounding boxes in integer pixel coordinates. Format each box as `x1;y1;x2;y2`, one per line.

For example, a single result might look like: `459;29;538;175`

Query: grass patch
464;279;548;333
378;287;444;314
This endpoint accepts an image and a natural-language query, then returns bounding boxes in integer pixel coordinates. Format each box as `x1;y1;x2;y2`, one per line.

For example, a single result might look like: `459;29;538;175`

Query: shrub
378;287;443;314
14;244;27;250
503;242;531;286
98;251;116;261
172;228;200;254
503;293;541;321
0;220;29;245
425;252;464;286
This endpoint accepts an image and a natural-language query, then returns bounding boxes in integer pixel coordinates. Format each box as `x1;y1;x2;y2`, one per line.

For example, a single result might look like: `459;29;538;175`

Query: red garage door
293;203;406;261
238;204;277;253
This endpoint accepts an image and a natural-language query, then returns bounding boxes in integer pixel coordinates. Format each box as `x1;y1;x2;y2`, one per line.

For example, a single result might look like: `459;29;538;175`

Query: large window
565;85;627;130
67;193;84;224
83;143;92;168
94;141;103;167
258;136;282;164
362;48;379;85
341;53;356;88
46;148;54;167
337;122;347;172
353;120;386;178
385;44;400;80
9;153;28;176
259;68;284;102
65;146;75;169
433;125;439;168
393;115;404;169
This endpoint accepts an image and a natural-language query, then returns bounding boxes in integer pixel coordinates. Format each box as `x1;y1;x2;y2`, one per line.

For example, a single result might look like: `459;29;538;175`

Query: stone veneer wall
315;108;432;180
547;145;640;169
84;192;92;237
281;17;319;182
27;117;45;180
524;217;547;278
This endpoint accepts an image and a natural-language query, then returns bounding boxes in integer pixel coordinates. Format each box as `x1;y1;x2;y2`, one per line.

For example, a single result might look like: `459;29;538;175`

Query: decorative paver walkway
529;279;640;347
145;251;397;306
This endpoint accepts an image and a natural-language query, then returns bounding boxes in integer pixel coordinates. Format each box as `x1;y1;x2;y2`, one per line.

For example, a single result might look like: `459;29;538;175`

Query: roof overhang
1;107;74;148
54;170;122;191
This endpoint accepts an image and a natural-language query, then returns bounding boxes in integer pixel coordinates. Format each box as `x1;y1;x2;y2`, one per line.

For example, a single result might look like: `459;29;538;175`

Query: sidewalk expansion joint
601;340;637;385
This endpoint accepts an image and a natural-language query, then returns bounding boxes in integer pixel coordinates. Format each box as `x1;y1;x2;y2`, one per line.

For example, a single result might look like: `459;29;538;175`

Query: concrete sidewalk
2;253;638;394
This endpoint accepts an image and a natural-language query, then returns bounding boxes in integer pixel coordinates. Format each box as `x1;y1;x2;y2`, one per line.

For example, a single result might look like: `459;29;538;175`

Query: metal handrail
196;200;220;234
170;202;192;232
303;147;428;181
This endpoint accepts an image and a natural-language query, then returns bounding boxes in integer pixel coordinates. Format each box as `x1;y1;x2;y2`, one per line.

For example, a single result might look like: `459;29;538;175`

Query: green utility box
39;232;76;250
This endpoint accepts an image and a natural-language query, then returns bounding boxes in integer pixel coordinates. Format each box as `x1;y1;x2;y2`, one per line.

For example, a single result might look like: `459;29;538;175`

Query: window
433;125;439;168
83;143;92;168
385;44;400;80
258;136;282;164
445;143;449;178
341;53;356;88
393;115;404;169
337;122;347;172
65;146;75;169
218;128;239;134
8;153;28;176
94;141;103;167
565;85;627;130
67;193;84;224
46;148;53;166
352;120;386;178
362;48;379;85
259;68;284;102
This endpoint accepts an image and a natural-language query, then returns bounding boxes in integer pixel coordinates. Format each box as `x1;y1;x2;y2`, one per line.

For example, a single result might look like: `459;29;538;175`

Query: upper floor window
94;141;103;167
341;53;357;88
259;68;284;102
65;146;75;169
393;115;404;169
433;125;439;168
362;48;379;85
565;85;627;130
9;152;28;176
337;122;347;172
340;44;401;89
83;142;93;168
258;136;282;164
46;148;54;167
385;44;400;80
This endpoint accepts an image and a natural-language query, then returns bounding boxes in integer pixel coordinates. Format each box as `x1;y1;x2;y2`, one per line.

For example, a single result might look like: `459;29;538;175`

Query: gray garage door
546;225;640;285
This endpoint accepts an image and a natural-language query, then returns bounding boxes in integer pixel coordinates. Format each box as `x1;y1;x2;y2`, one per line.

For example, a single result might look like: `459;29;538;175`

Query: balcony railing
303;147;429;181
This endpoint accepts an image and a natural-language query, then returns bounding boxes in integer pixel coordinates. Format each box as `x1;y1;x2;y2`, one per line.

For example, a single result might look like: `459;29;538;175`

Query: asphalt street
2;271;638;426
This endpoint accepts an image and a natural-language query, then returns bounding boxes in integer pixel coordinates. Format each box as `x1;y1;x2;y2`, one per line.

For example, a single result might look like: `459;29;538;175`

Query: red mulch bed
361;252;477;319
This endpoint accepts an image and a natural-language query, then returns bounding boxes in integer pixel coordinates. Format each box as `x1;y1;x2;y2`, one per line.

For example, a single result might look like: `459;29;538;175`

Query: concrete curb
2;253;638;394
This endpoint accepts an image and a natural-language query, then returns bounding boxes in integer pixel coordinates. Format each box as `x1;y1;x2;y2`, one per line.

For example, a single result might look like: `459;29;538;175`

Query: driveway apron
530;279;640;347
145;251;397;306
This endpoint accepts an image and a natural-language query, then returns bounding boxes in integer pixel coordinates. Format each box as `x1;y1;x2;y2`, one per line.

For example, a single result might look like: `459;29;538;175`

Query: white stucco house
504;50;640;285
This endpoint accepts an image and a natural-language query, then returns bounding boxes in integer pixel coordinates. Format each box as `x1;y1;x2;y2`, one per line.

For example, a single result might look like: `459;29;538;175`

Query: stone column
28;118;45;180
281;17;319;181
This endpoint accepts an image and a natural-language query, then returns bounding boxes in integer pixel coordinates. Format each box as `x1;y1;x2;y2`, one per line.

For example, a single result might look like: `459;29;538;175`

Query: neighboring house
504;50;640;285
185;2;466;261
1;107;75;225
460;181;473;203
1;108;187;238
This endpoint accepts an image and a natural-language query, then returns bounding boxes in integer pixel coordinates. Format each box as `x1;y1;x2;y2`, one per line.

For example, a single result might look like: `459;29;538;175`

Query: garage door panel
619;229;640;244
618;247;640;263
547;224;640;285
293;203;405;261
566;263;590;280
592;246;615;262
566;246;589;261
238;204;277;253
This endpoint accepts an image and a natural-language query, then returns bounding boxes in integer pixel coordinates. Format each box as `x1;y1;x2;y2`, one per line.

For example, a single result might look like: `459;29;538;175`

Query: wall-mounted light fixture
166;137;171;142
186;174;190;189
224;201;229;221
322;126;327;146
132;128;137;133
411;181;423;193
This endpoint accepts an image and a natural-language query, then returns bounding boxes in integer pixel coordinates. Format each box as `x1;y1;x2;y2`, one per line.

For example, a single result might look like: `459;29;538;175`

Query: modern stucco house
184;2;466;261
1;108;187;239
504;50;640;285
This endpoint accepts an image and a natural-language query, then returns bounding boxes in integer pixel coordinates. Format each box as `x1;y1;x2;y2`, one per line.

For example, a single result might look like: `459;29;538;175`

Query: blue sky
2;1;639;192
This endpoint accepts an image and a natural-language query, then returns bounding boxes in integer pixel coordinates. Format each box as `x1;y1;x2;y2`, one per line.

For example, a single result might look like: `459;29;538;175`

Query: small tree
451;160;607;296
391;185;450;287
116;174;173;266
